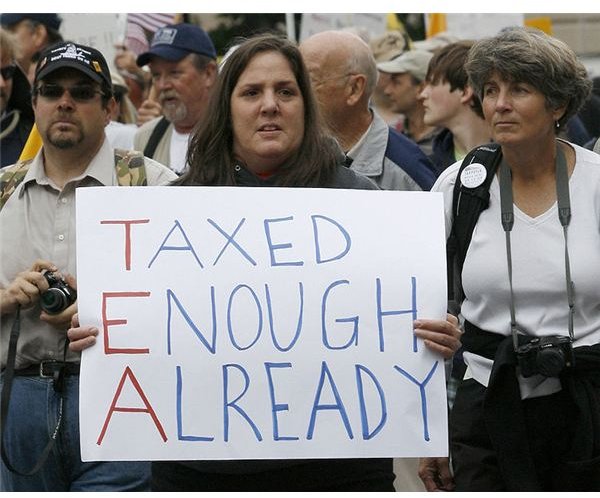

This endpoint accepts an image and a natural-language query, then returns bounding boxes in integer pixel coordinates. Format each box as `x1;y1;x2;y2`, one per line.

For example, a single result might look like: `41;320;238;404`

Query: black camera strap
498;143;576;352
1;305;65;476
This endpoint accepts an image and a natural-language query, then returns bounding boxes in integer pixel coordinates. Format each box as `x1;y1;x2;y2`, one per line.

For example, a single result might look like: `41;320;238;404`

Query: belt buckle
39;360;60;378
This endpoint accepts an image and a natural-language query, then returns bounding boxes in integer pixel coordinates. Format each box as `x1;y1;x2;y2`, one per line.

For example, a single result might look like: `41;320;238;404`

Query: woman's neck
502;138;559;181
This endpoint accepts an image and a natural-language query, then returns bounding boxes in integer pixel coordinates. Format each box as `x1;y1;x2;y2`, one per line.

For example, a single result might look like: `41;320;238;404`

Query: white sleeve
432;160;461;239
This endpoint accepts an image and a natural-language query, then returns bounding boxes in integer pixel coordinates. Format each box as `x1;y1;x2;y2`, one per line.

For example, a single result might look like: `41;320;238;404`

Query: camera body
41;271;77;314
516;335;574;378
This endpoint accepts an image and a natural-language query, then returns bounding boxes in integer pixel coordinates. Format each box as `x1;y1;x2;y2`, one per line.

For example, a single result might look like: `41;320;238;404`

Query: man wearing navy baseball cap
0;14;63;81
134;23;218;174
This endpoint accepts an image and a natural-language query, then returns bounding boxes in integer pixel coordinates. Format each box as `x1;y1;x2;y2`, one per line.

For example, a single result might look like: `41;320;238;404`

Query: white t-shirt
169;129;191;174
434;142;600;398
105;121;137;150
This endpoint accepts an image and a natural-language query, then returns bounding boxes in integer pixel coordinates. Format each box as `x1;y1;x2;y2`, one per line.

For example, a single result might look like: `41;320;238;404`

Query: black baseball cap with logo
34;42;112;91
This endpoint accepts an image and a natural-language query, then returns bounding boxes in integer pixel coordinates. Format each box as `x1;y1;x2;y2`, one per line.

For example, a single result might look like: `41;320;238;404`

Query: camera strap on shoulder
447;143;503;309
0;305;66;476
142;116;170;159
498;144;576;351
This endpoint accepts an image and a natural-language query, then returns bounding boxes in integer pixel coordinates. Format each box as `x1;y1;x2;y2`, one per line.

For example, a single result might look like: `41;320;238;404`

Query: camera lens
536;348;565;377
40;288;68;314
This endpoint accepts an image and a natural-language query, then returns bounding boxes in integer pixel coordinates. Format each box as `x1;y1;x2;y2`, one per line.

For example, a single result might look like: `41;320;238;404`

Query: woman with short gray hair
419;26;599;492
466;26;591;131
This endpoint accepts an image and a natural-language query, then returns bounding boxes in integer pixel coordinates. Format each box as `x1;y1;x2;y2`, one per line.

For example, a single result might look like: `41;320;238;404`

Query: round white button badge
460;163;487;188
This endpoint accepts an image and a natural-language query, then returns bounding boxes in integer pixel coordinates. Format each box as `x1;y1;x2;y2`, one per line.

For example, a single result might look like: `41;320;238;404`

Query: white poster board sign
299;13;387;41
445;13;525;40
76;187;448;461
60;14;125;72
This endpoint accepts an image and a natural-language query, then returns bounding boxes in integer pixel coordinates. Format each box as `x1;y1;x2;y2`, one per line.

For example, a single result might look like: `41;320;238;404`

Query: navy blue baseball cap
136;23;216;67
0;13;62;31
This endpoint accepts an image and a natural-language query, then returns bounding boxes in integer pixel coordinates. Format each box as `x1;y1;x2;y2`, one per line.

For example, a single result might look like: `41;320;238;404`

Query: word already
96;359;440;447
100;215;353;272
101;276;418;357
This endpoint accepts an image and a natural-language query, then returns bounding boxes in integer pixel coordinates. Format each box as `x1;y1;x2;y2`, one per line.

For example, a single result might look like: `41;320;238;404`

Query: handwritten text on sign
76;187;448;461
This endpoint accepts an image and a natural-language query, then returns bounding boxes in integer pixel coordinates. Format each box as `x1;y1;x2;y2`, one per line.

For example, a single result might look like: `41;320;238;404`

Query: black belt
13;361;80;377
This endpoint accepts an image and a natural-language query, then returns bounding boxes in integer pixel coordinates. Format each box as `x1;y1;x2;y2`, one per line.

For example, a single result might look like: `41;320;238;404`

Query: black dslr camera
40;271;77;314
516;335;574;378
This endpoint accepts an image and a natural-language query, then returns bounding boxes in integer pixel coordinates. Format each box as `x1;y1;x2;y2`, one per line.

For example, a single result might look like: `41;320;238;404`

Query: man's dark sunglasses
1;64;16;80
36;83;106;102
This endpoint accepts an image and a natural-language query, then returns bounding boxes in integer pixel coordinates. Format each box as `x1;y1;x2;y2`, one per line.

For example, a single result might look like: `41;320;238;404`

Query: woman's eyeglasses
36;83;105;102
0;64;16;80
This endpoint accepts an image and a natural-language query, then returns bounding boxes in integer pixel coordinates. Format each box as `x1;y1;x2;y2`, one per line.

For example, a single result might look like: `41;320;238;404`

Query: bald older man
300;30;436;191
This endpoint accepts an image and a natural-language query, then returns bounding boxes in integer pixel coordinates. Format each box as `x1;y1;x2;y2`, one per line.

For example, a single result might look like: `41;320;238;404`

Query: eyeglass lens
37;84;103;102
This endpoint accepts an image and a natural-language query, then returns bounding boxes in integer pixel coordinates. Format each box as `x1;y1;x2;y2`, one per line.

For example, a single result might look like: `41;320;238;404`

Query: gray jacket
349;111;436;191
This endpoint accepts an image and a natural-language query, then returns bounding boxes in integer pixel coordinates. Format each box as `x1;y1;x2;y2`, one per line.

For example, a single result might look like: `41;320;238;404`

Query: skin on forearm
0;288;19;315
0;260;57;315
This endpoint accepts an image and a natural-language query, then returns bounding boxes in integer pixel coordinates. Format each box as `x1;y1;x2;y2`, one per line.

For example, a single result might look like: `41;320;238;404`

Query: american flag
126;13;176;55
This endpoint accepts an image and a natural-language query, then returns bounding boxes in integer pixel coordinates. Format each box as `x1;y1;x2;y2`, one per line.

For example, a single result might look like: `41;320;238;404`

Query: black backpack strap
447;143;503;309
143;116;170;159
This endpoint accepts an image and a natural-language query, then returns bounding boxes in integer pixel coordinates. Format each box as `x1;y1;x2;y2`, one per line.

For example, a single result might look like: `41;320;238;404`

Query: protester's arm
0;259;55;315
414;314;461;359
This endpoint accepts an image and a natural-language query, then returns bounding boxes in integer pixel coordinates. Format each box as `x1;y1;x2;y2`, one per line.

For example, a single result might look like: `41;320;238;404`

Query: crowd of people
1;13;599;492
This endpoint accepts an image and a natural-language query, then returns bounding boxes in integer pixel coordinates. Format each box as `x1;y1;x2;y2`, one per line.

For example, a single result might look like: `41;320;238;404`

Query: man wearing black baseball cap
133;23;217;174
0;14;63;82
0;41;176;491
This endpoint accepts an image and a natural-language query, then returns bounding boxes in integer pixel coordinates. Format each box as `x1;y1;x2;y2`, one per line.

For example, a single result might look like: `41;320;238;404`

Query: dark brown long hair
175;33;338;187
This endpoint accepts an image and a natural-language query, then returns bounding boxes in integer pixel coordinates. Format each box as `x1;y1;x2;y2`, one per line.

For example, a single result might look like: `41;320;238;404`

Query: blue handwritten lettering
311;214;352;264
265;283;304;352
264;362;299;441
147;219;203;268
355;364;387;440
208;218;257;266
176;366;214;441
227;285;263;351
263;217;304;267
307;361;353;440
393;361;439;442
376;276;418;353
166;288;216;354
321;280;359;350
222;364;263;442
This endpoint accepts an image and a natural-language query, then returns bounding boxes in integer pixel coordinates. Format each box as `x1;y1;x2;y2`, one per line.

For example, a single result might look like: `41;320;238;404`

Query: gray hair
466;26;591;128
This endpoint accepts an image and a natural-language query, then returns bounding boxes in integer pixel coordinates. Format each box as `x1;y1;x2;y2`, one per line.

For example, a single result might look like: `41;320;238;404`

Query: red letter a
97;366;168;445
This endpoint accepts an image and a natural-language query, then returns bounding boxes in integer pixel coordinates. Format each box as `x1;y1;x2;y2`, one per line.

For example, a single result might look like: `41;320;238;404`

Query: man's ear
104;97;118;125
460;85;475;105
32;23;49;51
346;73;367;106
203;61;218;88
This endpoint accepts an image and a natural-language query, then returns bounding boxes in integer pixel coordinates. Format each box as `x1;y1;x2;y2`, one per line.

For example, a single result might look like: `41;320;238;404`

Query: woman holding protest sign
68;33;461;492
418;27;599;492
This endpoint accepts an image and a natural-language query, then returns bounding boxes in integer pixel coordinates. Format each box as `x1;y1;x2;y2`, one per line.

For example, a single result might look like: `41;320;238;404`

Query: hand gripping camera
40;270;77;314
516;335;575;378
